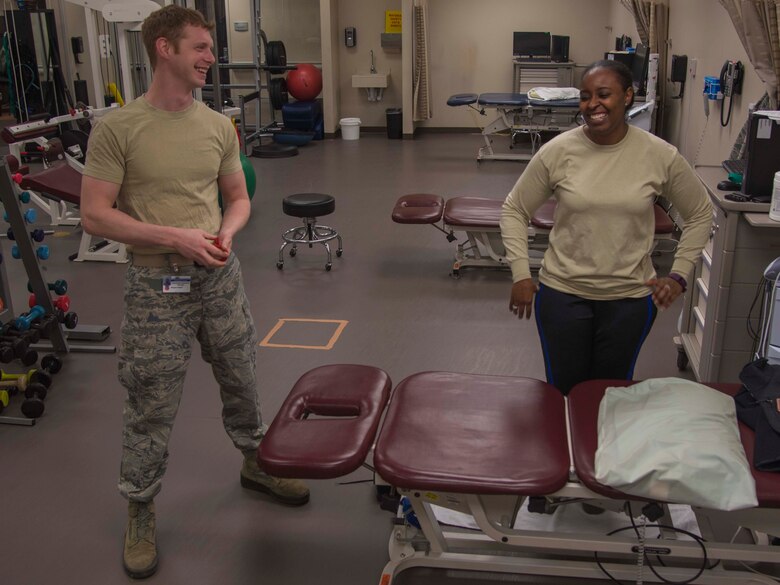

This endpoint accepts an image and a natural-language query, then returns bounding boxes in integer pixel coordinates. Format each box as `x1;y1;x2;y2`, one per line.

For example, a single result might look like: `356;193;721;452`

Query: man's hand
175;229;229;267
509;278;538;319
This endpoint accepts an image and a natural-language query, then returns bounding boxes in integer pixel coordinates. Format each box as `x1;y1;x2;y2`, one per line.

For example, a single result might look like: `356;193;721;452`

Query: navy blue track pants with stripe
534;284;657;395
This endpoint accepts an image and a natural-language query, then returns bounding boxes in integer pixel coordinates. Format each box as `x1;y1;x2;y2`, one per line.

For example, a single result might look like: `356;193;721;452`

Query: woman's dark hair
582;60;635;108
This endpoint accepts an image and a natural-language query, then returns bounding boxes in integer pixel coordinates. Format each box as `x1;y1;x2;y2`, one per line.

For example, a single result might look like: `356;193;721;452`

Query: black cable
721;92;735;127
593;504;710;585
748;278;768;356
625;503;720;572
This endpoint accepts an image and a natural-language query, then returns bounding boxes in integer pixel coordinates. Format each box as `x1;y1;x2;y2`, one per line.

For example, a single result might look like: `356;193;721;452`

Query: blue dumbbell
14;305;45;331
23;209;36;224
19;191;30;204
12;245;49;260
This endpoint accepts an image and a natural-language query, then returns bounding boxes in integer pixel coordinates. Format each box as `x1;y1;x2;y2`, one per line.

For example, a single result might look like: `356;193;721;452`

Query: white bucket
340;117;361;140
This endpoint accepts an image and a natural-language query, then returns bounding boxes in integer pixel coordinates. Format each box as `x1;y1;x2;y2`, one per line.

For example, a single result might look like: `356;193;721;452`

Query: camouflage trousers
117;254;263;502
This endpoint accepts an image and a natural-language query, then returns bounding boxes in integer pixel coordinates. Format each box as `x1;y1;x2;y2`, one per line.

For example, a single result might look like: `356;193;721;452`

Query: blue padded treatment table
447;92;581;162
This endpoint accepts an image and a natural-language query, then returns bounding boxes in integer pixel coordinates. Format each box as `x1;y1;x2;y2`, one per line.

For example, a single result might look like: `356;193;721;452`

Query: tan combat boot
240;451;310;506
123;500;158;579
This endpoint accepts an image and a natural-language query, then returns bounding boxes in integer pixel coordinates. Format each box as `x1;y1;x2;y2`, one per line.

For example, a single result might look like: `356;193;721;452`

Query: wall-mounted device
670;54;687;99
720;60;744;97
71;36;84;64
345;27;356;48
719;60;744;126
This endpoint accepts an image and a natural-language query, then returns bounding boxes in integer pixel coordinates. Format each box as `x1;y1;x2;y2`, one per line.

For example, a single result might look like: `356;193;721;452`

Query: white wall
52;0;769;158
659;0;764;165
336;0;402;127
416;0;613;128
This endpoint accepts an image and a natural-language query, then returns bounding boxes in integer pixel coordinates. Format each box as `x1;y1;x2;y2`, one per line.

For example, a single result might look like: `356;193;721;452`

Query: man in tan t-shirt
81;5;309;579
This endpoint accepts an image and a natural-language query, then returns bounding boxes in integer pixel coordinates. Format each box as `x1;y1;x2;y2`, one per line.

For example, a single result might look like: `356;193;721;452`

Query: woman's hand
509;278;538;319
646;276;683;310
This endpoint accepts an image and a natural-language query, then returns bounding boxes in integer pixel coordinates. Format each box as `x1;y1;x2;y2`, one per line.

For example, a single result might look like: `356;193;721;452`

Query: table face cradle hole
258;318;348;350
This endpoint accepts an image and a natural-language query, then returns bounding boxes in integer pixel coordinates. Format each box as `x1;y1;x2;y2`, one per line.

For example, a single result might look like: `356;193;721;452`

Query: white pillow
595;378;757;511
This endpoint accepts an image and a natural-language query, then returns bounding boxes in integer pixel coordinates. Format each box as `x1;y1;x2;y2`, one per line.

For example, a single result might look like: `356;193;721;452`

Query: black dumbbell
7;228;45;242
0;330;39;366
21;381;48;418
0;334;29;358
0;345;15;363
30;314;59;338
55;309;78;330
27;279;68;296
1;324;41;345
30;354;62;388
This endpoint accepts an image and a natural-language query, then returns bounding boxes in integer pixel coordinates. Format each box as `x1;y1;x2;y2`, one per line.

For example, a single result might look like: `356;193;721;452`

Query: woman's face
579;67;633;145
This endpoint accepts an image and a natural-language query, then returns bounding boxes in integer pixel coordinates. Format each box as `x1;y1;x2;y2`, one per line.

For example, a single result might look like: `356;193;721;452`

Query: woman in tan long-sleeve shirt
500;60;712;395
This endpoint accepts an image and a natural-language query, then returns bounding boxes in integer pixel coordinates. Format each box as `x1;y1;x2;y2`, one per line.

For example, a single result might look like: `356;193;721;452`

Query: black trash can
386;108;402;139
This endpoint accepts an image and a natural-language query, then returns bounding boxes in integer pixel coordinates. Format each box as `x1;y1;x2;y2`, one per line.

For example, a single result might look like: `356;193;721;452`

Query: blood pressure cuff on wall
595;378;758;511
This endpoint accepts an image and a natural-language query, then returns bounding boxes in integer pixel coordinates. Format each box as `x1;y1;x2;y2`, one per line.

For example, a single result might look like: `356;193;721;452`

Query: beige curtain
718;0;780;107
619;0;669;133
413;0;432;121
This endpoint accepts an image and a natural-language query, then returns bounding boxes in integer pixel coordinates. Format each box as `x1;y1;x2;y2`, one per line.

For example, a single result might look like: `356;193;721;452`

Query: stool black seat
283;193;335;217
278;193;343;271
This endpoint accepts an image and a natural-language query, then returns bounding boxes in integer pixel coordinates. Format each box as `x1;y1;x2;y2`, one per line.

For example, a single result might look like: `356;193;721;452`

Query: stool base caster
326;263;332;271
276;262;284;270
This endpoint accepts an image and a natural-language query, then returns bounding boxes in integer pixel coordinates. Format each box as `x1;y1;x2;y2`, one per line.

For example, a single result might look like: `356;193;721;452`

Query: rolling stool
278;193;343;271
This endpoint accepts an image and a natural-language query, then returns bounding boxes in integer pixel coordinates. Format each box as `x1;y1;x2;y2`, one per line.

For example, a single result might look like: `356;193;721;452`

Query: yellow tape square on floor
258;318;348;350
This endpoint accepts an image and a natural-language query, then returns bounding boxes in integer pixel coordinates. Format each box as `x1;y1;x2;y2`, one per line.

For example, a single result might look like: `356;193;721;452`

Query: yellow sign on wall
385;10;402;33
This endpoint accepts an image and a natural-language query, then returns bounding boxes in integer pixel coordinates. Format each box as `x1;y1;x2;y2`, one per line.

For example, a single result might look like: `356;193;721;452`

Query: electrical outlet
688;58;697;78
99;34;110;59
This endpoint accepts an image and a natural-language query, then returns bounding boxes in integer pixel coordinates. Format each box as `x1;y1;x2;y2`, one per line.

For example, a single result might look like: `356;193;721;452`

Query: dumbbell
3;208;36;224
6;228;44;242
27;279;68;296
30;313;60;338
55;309;78;330
0;344;16;363
0;369;34;394
29;293;70;312
14;306;45;332
0;342;37;366
21;380;48;418
29;354;62;388
0;388;8;413
0;332;32;358
1;322;41;344
0;370;35;389
12;245;49;260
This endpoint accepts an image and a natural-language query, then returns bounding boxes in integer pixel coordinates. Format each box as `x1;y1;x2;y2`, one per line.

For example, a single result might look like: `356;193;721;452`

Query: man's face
167;25;215;89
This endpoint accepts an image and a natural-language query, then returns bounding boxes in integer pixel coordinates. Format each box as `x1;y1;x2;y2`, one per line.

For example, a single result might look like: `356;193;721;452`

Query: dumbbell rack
0;158;113;425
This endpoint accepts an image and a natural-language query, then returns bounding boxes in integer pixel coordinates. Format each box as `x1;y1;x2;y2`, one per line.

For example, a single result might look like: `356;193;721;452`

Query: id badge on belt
162;276;192;293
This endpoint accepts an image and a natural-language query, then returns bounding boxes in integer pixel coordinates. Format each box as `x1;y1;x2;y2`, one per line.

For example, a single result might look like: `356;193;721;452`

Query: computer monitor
513;32;551;59
631;43;649;96
742;110;780;198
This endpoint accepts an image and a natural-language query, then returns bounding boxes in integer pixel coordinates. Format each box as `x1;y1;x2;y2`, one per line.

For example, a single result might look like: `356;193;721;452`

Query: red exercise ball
286;64;323;101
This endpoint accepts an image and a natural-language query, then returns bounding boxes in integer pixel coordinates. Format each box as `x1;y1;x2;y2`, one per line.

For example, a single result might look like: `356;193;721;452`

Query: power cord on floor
593;502;710;585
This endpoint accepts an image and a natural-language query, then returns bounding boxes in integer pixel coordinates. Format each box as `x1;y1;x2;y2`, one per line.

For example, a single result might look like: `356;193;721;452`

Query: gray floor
0;132;693;585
